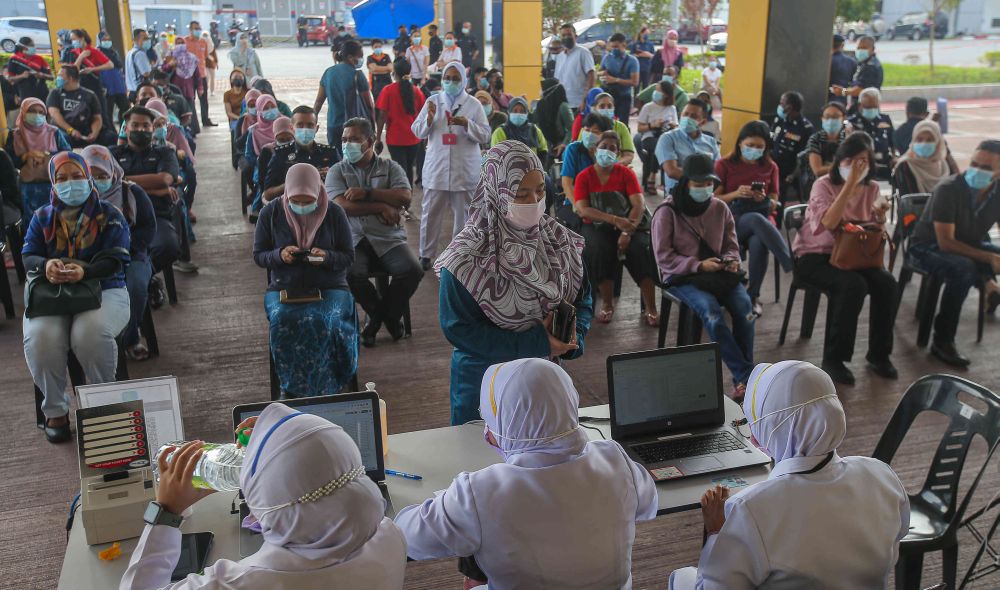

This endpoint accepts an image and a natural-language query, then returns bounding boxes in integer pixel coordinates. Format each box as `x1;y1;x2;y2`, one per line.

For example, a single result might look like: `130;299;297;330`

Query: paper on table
76;377;184;454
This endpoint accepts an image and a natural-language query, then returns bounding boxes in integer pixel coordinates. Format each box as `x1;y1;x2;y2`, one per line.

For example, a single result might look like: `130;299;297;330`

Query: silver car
0;16;51;53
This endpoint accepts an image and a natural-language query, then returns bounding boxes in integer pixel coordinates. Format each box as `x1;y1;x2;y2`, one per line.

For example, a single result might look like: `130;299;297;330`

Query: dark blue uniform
772;115;815;199
849;113;896;180
829;50;857;103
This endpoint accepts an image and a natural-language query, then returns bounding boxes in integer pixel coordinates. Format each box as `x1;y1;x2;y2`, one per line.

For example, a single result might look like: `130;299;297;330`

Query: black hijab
535;78;567;145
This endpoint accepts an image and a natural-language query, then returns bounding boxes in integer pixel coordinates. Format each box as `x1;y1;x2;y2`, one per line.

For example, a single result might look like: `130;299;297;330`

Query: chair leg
779;285;797;345
800;289;821;340
115;336;129;381
142;304;160;356
977;285;985;343
34;384;45;429
657;292;671;348
896;267;913;319
7;224;26;283
162;267;178;304
773;254;781;303
916;276;941;348
894;551;923;590
67;352;86;387
269;346;281;401
402;301;412;337
942;542;959;590
678;303;699;346
612;263;623;299
0;257;14;320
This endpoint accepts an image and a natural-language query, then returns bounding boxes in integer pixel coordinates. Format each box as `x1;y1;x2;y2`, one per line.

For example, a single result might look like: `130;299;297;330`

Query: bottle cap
237;428;251;447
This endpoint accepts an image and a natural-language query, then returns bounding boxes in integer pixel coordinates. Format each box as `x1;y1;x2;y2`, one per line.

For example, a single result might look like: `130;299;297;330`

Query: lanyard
789;451;834;475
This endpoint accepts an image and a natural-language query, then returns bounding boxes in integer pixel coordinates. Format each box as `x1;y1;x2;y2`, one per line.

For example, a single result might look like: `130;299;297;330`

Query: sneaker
148;276;166;309
419;257;432;271
126;343;150;361
751;299;764;317
172;260;199;273
821;360;855;386
865;354;898;379
930;340;971;368
386;317;407;341
361;316;381;348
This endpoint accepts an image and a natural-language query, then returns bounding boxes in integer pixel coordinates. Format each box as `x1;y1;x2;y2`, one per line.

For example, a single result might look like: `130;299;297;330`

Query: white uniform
670;361;910;590
394;359;659;590
410;61;491;260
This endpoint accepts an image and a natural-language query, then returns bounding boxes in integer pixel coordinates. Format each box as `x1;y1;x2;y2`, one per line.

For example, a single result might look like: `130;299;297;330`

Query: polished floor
2;109;1000;589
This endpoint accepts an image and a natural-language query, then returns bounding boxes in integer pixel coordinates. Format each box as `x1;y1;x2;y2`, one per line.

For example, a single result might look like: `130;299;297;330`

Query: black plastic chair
0;238;14;320
958;474;1000;589
656;283;703;348
777;204;833;353
871;374;1000;590
33;336;130;428
5;219;26;283
141;303;160;357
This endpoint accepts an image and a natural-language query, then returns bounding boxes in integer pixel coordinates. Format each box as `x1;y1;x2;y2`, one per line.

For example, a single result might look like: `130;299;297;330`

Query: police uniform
771;115;814;200
262;141;341;193
848;113;895;180
109;144;181;271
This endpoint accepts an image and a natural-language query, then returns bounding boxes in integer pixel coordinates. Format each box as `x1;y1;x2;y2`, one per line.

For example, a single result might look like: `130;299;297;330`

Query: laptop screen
235;397;380;475
608;344;724;438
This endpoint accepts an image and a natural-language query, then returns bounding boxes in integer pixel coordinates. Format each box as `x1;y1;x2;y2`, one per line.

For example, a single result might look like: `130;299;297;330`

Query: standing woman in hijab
395;359;657;589
229;32;262;80
650;29;684;80
891;119;957;196
4;97;72;224
22;152;131;443
168;39;201;111
154;32;172;65
120;402;407;589
411;61;491;270
253;163;357;397
436;141;592;425
83;145;157;360
669;360;909;590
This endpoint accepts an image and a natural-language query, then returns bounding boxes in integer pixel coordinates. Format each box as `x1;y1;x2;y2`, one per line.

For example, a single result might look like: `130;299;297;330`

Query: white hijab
743;360;846;472
479;358;590;468
239;403;386;567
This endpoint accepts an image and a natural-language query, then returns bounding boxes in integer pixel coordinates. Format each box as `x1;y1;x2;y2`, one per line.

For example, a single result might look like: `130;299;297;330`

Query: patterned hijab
81;145;133;225
171;43;198;79
44;152;106;258
12;98;58;155
435;141;584;331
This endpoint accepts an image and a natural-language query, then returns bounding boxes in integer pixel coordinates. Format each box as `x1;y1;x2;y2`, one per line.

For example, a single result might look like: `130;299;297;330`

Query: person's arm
129;186;158;256
313;83;326;117
721;207;741;261
655;133;683;179
410;98;433;139
262;184;284;202
820;161;867;231
617;122;635;166
393;472;482;561
375;108;387;143
564;266;593;360
625;448;659;521
127;172;174;193
935;221;1000;267
47;106;75;137
224;96;238;121
252;204;284;270
490;126;505;147
651;207;702;277
809;152;831;177
118;524;187;590
463;100;492;145
316;204;355;271
663;159;683;179
696;500;770;589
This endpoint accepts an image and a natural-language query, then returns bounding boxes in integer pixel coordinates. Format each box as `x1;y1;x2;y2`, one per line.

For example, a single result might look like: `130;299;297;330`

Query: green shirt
491;124;549;154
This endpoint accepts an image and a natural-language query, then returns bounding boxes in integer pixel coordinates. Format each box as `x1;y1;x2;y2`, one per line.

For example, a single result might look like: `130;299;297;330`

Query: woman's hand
614;216;638;233
45;259;67;283
426;101;437;124
736;185;754;199
235;417;258;448
723;259;740;273
280;246;300;264
308;247;326;265
61;263;85;283
617;232;631;255
700;484;730;535
155;441;215;515
845;159;868;188
543;312;579;358
698;258;724;273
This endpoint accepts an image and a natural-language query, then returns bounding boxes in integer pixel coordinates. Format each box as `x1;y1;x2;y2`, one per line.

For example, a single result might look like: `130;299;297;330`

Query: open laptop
232;391;395;556
607;344;771;482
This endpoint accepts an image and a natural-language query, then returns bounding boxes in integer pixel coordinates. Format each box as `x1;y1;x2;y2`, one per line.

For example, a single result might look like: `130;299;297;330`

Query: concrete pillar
500;0;542;101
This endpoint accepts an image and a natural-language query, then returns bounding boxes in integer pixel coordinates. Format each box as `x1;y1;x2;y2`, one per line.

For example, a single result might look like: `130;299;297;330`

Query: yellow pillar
502;0;542;101
117;0;135;55
44;0;102;71
0;85;7;146
719;0;770;154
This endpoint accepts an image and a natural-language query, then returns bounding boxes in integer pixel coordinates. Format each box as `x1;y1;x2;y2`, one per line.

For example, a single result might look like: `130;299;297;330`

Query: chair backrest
872;375;1000;529
782;203;809;250
895;192;932;258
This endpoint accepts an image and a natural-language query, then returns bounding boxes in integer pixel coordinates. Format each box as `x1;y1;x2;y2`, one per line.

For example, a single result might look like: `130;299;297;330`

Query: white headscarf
239;403;386;567
479;358;589;468
441;61;467;110
743;360;846;471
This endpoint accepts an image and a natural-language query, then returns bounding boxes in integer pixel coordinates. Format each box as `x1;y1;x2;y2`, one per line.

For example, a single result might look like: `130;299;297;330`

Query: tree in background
543;0;584;34
597;0;673;39
634;0;674;37
836;0;878;22
598;0;631;34
680;0;721;45
928;0;961;74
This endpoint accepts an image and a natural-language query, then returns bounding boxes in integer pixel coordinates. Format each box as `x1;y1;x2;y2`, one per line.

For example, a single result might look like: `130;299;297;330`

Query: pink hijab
241;89;262;134
268;116;293;149
661;30;681;68
281;163;329;250
12;98;58;155
144;99;196;165
250;95;277;155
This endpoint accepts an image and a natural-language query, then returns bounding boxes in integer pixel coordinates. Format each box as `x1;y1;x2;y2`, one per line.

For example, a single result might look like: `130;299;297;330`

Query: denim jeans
23;288;130;418
735;212;794;299
124;258;154;347
669;282;756;384
908;241;1000;344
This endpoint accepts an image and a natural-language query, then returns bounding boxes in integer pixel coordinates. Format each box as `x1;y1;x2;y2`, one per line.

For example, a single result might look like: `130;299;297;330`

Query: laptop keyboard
633;432;744;464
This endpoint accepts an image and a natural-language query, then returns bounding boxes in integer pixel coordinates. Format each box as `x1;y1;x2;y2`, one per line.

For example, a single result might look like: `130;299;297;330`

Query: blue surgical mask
912;142;937;158
72;40;82;49
55;76;66;89
141;40;151;51
741;146;764;161
612;48;624;58
595;148;618;167
295;128;316;144
689;185;714;203
445;39;455;47
54;180;92;206
462;27;471;35
965;167;994;191
776;105;786;120
482;103;493;116
25;46;36;56
580;130;598;149
248;106;257;117
478;77;489;89
261;108;280;121
679;116;700;134
153;126;168;141
373;47;383;55
708;61;718;69
342;141;365;164
25;113;46;127
94;178;113;194
443;80;463;96
289;201;318;215
861;107;880;121
856;49;870;61
509;113;528;126
596;108;614;119
662;75;674;83
822;118;843;134
652;90;665;104
100;40;112;49
413;36;421;44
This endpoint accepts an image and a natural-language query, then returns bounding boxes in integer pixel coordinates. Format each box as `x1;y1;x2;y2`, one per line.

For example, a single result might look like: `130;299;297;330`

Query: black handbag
23;249;127;319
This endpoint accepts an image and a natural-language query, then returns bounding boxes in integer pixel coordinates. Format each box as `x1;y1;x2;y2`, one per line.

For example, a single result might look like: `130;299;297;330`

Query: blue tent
351;0;434;40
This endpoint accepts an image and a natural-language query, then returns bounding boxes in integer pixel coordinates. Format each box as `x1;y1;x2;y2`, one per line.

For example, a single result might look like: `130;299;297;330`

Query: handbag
664;203;746;299
19;150;52;184
588;191;651;231
23;250;127;319
345;70;372;124
830;221;890;271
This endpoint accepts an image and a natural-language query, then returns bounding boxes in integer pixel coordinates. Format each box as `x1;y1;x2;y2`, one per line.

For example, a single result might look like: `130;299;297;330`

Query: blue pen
385;469;423;481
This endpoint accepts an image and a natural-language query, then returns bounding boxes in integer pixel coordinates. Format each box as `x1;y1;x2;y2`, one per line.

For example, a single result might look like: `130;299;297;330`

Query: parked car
0;16;50;53
833;13;885;40
676;18;727;44
886;11;948;41
708;31;727;52
541;18;664;56
300;15;333;46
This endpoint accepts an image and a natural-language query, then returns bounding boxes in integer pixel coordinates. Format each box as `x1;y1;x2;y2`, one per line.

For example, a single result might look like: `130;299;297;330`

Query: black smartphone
291;249;309;260
750;181;765;193
551;300;576;344
171;531;214;581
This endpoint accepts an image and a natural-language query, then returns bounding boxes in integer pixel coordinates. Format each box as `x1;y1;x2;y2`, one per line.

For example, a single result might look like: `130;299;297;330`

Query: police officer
848;87;896;180
828;34;856;104
772;91;814;202
261;105;340;205
830;35;882;113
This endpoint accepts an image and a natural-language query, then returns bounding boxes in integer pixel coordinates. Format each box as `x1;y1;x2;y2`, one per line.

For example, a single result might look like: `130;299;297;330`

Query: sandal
644;312;660;327
597;307;615;323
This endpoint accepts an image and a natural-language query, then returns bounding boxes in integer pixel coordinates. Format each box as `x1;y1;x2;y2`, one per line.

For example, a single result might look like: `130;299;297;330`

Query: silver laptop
607;344;771;482
232;391;395;557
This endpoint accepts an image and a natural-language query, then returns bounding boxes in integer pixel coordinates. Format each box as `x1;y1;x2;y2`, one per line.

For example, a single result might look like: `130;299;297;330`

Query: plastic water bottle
153;442;244;492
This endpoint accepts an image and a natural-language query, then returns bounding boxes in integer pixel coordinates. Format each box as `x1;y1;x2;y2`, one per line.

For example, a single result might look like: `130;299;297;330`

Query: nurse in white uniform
119;403;407;590
411;60;491;267
669;360;910;590
394;358;658;590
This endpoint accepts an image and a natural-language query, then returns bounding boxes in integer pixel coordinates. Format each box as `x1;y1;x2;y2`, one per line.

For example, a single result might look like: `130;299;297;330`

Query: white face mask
506;198;546;229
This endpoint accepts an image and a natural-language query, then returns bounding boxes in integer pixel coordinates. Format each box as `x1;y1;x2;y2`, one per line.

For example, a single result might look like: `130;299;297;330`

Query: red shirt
573;164;642;224
714;157;780;195
71;46;110;69
375;82;426;146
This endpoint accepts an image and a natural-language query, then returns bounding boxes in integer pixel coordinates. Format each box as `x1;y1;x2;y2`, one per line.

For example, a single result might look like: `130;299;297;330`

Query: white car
0;16;50;53
708;31;727;52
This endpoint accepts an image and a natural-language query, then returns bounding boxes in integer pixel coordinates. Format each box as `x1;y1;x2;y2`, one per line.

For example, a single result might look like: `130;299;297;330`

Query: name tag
878;122;891;129
784;132;801;142
442;133;458;145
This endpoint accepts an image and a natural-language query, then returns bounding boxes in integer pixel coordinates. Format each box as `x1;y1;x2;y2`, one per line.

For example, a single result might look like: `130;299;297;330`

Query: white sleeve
410;96;434;139
637;104;652;125
464;98;492;145
119;525;188;590
392;472;483;561
695;499;769;590
623;447;658;521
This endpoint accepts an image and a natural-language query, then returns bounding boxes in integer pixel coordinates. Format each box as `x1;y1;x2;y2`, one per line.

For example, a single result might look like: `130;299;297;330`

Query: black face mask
562;36;575;49
129;130;152;148
138;97;151;106
232;78;244;87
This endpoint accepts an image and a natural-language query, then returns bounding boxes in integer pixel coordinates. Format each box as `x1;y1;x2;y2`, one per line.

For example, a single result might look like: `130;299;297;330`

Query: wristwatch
143;501;183;528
